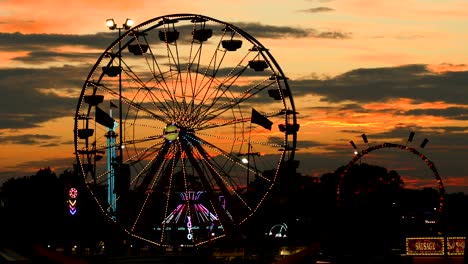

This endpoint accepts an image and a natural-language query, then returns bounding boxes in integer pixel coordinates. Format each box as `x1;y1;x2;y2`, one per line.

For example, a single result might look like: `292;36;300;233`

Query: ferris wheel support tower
105;107;117;220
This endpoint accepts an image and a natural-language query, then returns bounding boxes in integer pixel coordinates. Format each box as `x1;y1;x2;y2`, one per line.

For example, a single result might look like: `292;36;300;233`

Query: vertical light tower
105;18;134;220
105;111;117;220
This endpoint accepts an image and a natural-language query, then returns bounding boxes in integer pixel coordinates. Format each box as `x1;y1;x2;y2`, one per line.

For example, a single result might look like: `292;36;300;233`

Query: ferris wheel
337;132;446;219
73;13;298;247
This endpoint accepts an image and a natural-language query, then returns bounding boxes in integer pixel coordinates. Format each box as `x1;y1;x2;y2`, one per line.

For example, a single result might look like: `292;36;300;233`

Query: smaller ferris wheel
337;131;446;221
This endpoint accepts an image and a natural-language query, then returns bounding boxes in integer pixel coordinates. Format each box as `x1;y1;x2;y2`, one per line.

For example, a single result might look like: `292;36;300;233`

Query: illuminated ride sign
186;216;193;240
406;237;465;256
161;191;221;243
267;223;288;238
68;187;78;216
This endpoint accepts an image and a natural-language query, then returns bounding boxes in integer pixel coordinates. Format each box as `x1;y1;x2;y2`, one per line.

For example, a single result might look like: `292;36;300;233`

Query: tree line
0;164;466;257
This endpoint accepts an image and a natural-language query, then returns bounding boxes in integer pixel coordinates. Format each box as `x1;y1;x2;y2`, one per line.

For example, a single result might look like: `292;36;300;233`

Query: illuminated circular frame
336;142;446;217
69;187;78;199
74;13;298;248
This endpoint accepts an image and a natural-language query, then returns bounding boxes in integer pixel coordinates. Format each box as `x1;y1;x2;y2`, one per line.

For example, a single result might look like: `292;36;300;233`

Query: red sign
447;237;465;255
406;237;444;255
406;237;465;255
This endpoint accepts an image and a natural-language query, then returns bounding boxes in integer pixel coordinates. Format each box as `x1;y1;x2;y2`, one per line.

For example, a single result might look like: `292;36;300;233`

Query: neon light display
68;187;78;215
106;110;117;221
161;191;222;243
267;223;288;238
186;216;193;240
163;191;219;224
69;188;78;199
406;237;466;255
447;237;466;255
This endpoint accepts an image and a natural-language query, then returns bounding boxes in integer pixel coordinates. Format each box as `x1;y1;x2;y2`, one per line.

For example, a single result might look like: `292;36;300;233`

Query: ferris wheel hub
164;123;180;141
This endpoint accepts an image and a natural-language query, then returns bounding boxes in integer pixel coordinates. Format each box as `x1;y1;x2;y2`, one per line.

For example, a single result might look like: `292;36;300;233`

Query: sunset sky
0;0;467;194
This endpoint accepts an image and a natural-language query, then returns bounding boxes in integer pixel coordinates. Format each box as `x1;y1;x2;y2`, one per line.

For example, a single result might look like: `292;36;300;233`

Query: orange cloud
363;98;460;111
0;51;29;67
427;63;468;73
0;0;212;34
351;53;418;66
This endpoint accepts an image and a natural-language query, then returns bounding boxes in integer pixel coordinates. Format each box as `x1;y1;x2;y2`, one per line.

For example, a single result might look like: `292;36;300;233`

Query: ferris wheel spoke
119;33;169;90
180;139;238;234
186;133;255;178
90;82;168;124
122;127;164;145
193;117;249;133
195;144;256;223
136;142;173;193
190;136;267;209
190;66;247;124
196;44;257;115
162;32;184;115
188;29;227;102
204;79;277;124
184;52;219;118
124;81;182;124
123;137;165;168
194;78;277;129
131;147;181;233
121;64;177;117
142;44;182;113
183;29;247;123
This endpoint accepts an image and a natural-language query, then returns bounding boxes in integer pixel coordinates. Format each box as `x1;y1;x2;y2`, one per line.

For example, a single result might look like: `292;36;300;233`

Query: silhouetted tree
1;167;63;252
1;162;466;261
318;163;406;256
0;167;111;257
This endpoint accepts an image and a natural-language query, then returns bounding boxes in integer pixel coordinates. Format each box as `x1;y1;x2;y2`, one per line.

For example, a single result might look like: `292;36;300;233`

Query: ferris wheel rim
74;13;298;247
336;141;446;218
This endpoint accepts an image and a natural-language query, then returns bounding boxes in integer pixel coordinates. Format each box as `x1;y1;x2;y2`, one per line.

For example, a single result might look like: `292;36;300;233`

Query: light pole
106;18;134;159
237;143;260;186
105;18;134;221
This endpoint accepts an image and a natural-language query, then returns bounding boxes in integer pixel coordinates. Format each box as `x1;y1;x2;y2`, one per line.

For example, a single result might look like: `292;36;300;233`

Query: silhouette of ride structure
74;13;299;249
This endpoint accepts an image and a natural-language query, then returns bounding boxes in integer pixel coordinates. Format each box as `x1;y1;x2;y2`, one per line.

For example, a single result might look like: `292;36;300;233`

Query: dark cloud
0;156;75;184
0;24;345;130
290;64;468;105
0;32;114;51
228;22;350;39
295;126;467;193
298;7;335;13
0;133;60;145
11;50;100;64
0;28;465;194
395;34;425;40
0;21;349;65
362;125;468;149
0;23;322;130
0;65;87;129
232;22;313;38
316;31;351;39
405;107;467;120
296;140;324;149
338;126;467;192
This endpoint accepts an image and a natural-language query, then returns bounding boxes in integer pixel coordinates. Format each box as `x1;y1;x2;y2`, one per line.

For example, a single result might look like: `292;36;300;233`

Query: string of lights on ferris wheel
337;131;446;218
75;13;299;248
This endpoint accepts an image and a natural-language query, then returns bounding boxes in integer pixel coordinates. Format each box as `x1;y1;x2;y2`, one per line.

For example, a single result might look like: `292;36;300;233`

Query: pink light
69;188;78;199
